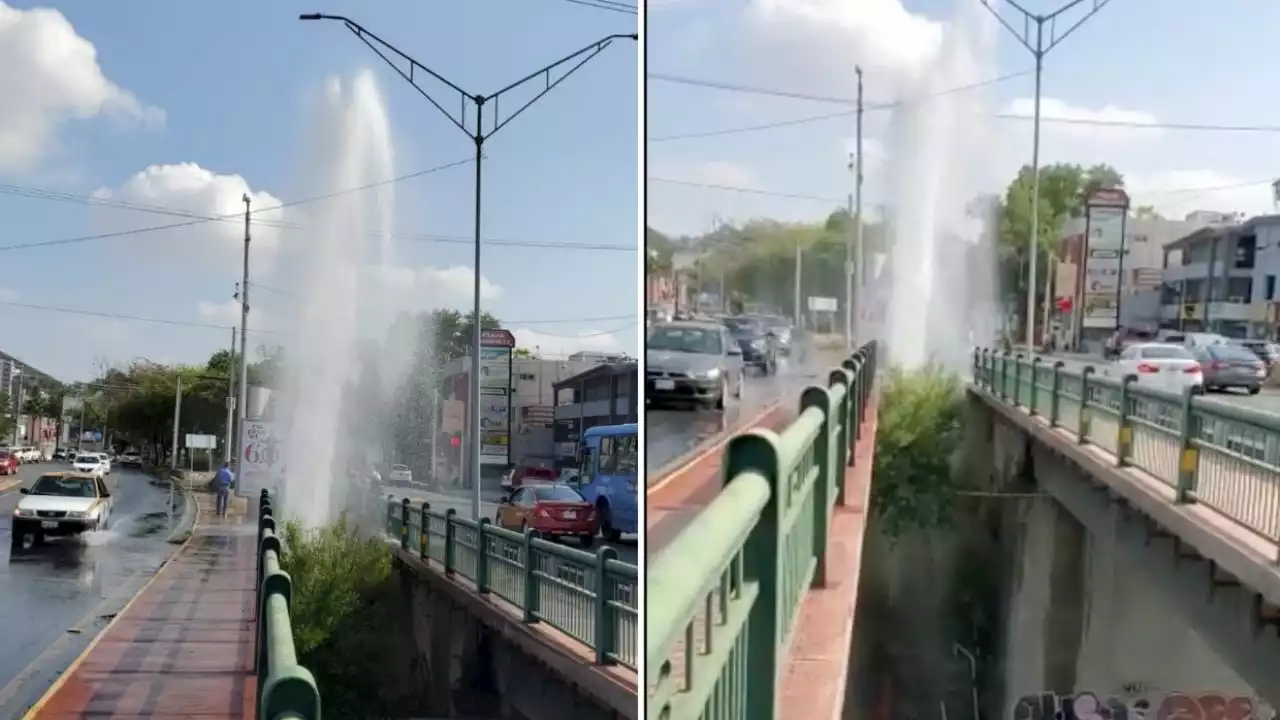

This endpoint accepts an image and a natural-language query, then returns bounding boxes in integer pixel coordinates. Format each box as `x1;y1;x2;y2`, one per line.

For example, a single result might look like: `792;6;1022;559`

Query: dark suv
723;317;777;375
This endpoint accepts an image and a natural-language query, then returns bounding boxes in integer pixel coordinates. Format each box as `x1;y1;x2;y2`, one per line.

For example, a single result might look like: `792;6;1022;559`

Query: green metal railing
256;489;322;720
646;340;879;720
383;497;638;669
972;348;1280;556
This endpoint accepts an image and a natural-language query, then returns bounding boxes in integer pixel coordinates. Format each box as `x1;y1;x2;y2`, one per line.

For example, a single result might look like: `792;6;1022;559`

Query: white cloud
651;159;756;189
93;163;286;272
359;264;502;313
512;327;630;359
196;299;246;327
0;2;164;173
1003;97;1161;144
744;0;943;97
1127;170;1274;222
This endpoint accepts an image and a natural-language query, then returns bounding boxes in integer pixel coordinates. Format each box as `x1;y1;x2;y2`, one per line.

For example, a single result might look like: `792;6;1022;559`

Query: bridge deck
26;490;257;720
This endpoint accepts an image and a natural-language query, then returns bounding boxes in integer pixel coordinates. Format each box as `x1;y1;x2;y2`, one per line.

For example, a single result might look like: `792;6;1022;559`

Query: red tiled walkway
27;492;257;719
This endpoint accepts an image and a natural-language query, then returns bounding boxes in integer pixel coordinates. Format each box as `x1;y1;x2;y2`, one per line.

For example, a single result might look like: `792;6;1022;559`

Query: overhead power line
649;71;1280;142
563;0;637;14
0;158;634;254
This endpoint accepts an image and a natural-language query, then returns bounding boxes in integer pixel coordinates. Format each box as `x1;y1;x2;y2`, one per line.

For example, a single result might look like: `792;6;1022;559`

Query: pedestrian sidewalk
26;488;258;719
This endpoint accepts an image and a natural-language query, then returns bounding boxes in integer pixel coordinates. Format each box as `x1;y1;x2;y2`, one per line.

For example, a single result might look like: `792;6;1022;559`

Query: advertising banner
238;420;284;498
478;330;515;466
1080;189;1130;330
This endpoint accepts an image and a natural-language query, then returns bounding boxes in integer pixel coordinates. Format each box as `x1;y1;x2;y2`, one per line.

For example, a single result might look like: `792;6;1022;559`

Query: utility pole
847;65;864;351
170;376;183;472
794;242;803;330
301;14;635;521
235;195;251;474
977;0;1116;350
225;326;237;464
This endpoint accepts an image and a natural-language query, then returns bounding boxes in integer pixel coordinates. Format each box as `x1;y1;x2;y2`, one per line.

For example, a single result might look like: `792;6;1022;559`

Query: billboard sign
478;330;515;466
1079;188;1131;330
185;433;218;450
238;420;284;498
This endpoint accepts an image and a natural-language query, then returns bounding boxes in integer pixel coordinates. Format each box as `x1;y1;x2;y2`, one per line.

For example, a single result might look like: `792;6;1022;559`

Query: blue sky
0;0;638;380
648;0;1280;237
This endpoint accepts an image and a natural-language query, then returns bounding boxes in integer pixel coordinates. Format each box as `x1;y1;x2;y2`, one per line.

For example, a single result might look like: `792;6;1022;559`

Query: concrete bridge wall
970;392;1272;710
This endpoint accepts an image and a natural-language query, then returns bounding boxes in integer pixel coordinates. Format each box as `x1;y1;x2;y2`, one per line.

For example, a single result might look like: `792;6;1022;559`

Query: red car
502;465;557;491
0;451;18;476
495;483;597;546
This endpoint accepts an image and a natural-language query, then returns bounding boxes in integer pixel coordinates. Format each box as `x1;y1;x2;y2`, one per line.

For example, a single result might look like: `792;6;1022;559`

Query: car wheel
579;534;595;548
715;377;727;410
1250;386;1262;395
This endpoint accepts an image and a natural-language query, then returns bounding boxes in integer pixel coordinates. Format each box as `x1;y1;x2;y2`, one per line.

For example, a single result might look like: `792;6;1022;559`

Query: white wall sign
238;421;283;498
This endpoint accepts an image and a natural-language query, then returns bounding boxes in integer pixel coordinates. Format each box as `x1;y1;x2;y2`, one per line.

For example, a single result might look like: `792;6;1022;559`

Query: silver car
646;321;744;410
1192;343;1266;394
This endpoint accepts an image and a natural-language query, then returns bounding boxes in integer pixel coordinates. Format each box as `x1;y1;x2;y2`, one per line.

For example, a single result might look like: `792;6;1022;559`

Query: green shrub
279;513;397;717
870;364;965;537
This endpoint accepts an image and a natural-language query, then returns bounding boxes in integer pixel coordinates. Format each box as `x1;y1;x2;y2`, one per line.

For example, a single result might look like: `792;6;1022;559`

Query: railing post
829;369;854;498
521;528;541;623
723;430;784;719
1175;385;1199;503
593;546;619;665
444;508;457;576
802;385;834;587
476;517;492;594
385;494;395;535
419;502;431;560
1117;375;1135;467
1049;360;1064;426
1012;354;1024;407
400;497;411;550
1029;356;1042;415
1079;366;1095;444
998;350;1010;400
849;358;864;446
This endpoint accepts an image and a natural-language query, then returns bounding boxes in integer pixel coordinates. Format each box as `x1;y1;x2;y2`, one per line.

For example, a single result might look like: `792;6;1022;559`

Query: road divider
647;401;787;500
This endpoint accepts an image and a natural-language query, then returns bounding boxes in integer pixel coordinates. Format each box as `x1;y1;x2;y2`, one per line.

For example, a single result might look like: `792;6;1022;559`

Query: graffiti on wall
1011;691;1273;720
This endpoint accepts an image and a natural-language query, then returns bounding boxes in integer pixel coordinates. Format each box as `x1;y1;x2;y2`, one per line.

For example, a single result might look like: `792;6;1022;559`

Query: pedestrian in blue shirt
214;461;235;518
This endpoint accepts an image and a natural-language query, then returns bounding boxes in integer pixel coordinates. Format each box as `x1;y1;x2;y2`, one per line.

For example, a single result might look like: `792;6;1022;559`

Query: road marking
0;478;21;494
647;401;781;497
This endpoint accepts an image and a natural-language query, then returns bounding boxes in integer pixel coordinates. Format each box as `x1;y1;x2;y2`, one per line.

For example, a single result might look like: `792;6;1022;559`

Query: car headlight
67;511;86;519
14;508;34;517
704;367;721;379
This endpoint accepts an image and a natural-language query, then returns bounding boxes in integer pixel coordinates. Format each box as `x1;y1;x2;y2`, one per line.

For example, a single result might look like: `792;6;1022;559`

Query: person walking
214;461;235;519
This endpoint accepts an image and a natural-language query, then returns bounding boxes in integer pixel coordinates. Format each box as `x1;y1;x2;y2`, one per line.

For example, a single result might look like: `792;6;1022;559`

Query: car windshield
1210;345;1260;362
30;475;96;497
74;456;98;464
391;465;409;472
723;317;756;332
533;485;584;502
1139;346;1192;360
648;326;722;354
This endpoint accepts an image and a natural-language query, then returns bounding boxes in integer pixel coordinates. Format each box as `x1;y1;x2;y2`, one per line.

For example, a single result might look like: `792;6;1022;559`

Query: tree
997;162;1125;332
425;309;502;363
514;348;536;359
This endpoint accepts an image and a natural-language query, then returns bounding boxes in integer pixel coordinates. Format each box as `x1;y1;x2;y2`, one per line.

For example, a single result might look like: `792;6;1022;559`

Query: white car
95;453;112;474
11;472;113;548
120;452;143;468
72;453;106;477
1114;342;1204;392
387;464;413;485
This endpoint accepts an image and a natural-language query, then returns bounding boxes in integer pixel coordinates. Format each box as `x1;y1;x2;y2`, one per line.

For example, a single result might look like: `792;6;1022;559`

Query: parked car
1192;344;1267;394
646;320;745;410
494;483;597;547
11;472;113;549
0;450;19;476
52;449;67;462
1113;342;1204;393
94;453;112;475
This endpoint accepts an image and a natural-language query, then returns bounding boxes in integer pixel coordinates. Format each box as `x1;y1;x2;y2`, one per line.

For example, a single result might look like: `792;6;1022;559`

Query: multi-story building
551;362;638;470
1158;215;1280;339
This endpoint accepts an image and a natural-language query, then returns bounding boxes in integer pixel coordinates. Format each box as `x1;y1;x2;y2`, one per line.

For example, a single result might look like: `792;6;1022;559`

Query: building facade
1158;215;1280;339
551;363;638;470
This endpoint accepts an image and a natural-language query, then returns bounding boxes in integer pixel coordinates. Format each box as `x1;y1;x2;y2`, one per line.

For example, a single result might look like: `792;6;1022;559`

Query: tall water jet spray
882;0;1001;372
279;70;399;526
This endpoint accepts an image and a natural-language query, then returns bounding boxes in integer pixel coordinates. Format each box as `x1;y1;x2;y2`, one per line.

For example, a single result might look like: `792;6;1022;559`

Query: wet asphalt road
646;344;847;481
0;464;179;717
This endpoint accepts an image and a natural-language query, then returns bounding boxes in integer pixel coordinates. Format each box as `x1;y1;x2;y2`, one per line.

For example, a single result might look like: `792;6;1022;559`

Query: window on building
584;380;609;402
1268;275;1276;301
1226;277;1252;303
556;387;576;406
1235;235;1257;269
519;372;536;381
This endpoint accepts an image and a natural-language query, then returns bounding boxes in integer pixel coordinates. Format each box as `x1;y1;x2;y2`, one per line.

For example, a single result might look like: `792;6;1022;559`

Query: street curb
165;479;196;544
0;477;22;494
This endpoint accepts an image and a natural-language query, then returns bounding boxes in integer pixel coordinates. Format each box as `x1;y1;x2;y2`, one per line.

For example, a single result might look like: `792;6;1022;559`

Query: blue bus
575;423;638;541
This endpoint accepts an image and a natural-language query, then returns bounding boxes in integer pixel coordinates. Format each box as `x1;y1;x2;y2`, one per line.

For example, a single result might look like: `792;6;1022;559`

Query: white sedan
1113;342;1204;392
12;472;112;548
72;454;107;478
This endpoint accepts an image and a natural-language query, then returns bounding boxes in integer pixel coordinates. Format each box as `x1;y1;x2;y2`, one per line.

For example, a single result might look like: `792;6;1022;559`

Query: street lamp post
976;0;1116;350
301;14;636;520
